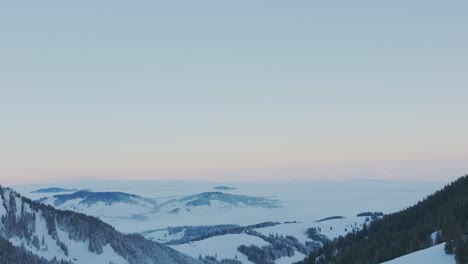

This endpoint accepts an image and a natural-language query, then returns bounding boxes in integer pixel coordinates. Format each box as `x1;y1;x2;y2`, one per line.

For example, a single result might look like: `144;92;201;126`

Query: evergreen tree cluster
295;175;468;264
160;222;279;245
0;236;72;264
237;230;320;264
200;254;242;264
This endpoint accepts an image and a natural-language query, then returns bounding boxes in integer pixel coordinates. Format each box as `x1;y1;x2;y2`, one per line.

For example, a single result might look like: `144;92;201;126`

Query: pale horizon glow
1;1;468;184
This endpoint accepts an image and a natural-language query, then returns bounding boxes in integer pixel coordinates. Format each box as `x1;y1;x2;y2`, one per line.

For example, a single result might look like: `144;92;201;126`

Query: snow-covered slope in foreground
382;243;455;264
0;186;201;264
0;187;127;264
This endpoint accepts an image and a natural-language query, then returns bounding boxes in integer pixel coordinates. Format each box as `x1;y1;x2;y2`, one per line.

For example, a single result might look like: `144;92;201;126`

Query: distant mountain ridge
213;186;237;191
42;190;157;207
32;187;78;193
167;192;280;208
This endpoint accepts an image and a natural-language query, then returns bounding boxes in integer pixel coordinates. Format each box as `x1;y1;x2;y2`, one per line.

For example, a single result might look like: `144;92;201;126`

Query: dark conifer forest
0;235;72;264
296;175;468;264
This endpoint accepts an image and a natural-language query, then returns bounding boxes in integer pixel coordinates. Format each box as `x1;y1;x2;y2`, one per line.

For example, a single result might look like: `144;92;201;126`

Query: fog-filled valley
1;177;464;264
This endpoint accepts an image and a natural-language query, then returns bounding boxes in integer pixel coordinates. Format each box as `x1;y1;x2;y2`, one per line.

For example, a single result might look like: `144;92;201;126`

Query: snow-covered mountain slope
156;216;371;264
0;235;66;264
254;216;370;244
0;186;202;264
163;218;363;264
382;243;455;264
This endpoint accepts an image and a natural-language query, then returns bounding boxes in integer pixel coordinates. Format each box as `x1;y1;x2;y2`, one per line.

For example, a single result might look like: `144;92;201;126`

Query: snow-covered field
171;233;270;264
13;179;446;264
255;216;369;244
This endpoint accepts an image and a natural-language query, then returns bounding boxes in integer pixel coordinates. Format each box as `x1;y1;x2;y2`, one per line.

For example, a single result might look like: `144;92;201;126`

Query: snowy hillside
171;233;270;264
0;186;202;264
294;175;468;264
383;243;455;264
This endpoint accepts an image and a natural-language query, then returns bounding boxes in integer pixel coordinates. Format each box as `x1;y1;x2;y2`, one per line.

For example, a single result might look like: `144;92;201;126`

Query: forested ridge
0;185;202;264
0;235;72;264
296;175;468;264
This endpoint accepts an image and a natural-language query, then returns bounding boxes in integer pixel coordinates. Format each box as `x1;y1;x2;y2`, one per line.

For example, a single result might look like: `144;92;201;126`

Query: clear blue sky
1;1;467;183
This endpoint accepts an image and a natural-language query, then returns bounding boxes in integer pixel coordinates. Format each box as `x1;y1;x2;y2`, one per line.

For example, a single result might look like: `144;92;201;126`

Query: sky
1;1;468;184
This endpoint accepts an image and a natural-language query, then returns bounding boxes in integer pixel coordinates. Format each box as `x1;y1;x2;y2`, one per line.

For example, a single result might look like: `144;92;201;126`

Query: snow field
382;243;455;264
171;233;270;264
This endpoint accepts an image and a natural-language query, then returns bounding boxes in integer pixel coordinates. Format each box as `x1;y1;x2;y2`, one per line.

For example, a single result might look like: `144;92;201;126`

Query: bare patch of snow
382;243;455;264
171;233;270;264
